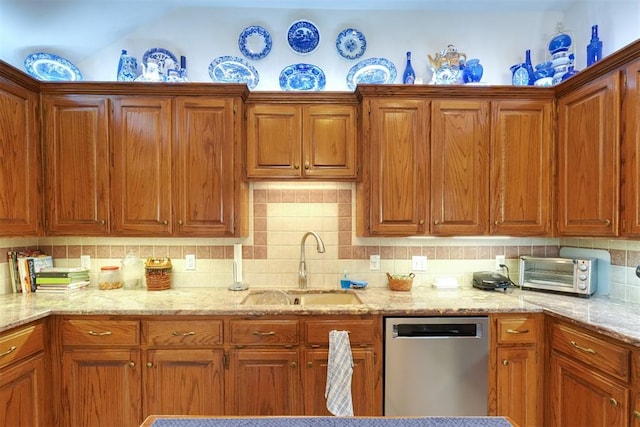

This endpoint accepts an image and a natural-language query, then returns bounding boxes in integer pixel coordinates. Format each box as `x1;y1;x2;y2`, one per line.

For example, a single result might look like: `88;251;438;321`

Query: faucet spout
298;231;325;289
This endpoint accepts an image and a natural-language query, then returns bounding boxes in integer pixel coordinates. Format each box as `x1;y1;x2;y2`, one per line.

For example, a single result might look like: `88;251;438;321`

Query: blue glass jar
464;58;483;83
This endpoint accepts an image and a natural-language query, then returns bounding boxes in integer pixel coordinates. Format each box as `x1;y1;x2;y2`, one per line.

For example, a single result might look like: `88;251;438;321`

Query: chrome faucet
298;231;326;289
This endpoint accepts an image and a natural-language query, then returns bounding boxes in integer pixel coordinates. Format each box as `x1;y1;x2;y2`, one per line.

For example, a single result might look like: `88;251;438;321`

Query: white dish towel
325;330;354;416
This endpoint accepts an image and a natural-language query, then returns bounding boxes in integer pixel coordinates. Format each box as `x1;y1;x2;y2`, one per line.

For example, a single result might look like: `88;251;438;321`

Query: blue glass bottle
402;51;416;84
586;25;603;67
524;50;535;85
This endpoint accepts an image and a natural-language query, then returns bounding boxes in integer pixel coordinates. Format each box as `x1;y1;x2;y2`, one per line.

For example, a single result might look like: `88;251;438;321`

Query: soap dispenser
340;270;351;289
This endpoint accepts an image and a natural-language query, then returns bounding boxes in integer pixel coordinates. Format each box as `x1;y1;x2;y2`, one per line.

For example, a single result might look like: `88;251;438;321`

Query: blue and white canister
117;49;138;81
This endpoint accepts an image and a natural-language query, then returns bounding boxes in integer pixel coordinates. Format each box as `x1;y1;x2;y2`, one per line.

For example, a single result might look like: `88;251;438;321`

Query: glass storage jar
98;266;122;290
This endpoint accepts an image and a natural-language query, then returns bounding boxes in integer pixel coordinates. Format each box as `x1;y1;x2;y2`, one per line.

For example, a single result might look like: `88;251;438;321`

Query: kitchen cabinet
557;71;622;236
245;96;357;179
0;73;41;236
623;59;640;237
42;95;111;235
548;319;632;427
490;100;553;235
489;314;543;427
143;319;225;417
0;321;48;426
430;99;490;235
60;318;142;427
633;351;640;426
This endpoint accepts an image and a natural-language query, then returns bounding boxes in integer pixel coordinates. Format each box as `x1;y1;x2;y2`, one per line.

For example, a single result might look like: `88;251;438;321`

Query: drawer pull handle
502;360;509;366
172;331;195;337
570;340;596;354
253;331;276;336
0;346;17;358
609;398;618;407
506;328;529;334
633;410;640;419
88;330;112;336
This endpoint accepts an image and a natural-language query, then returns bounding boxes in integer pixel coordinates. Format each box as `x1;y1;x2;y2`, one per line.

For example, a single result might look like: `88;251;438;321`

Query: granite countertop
0;286;638;346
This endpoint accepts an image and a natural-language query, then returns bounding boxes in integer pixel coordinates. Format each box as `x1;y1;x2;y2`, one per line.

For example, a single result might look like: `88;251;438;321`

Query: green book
36;275;89;284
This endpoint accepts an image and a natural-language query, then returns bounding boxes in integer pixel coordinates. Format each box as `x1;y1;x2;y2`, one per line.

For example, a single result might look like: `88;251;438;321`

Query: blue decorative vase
464;58;483;83
586;24;603;66
402;51;416;84
117;49;138;81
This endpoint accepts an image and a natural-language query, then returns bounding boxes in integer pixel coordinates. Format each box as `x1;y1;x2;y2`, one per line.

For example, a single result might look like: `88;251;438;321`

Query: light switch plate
185;254;196;271
370;255;380;271
412;256;428;271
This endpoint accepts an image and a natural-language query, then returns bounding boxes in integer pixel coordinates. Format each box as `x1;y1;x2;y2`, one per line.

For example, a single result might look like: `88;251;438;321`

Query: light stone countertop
0;286;638;346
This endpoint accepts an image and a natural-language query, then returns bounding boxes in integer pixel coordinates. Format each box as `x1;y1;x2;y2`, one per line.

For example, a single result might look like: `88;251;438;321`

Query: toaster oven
518;256;597;297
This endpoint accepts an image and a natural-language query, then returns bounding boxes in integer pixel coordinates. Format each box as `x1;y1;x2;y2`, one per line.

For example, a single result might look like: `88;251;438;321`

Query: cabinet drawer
145;320;223;346
496;316;538;344
62;319;140;346
0;322;44;369
230;320;298;346
305;319;376;346
551;322;630;381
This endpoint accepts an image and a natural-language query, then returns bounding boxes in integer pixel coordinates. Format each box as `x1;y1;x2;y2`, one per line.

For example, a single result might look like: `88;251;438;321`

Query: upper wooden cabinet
245;94;358;179
623;59;640;237
0;73;41;236
42;95;111;235
557;71;622;236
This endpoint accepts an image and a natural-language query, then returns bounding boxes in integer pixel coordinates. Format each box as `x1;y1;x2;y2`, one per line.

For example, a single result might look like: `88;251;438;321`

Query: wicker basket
145;258;172;291
387;272;415;291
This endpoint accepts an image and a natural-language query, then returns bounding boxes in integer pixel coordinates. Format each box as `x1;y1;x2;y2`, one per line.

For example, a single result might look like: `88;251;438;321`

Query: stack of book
35;267;90;293
7;250;53;293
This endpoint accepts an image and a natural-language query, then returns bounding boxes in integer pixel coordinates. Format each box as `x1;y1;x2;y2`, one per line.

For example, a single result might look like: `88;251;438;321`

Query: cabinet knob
494;220;501;226
419;220;425;225
99;220;106;225
146;362;153;368
633;410;640;419
290;362;297;368
502;360;509;366
129;361;136;368
609;398;618;407
304;161;310;169
307;362;313;368
294;163;300;170
177;220;183;225
434;220;440;225
604;219;611;226
162;220;168;225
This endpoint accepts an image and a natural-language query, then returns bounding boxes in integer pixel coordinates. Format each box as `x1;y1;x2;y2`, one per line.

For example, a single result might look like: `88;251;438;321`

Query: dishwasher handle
393;322;483;338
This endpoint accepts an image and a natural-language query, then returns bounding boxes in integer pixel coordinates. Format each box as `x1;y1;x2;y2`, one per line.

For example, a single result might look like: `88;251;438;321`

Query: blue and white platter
238;25;272;60
208;56;259;90
287;20;320;55
279;63;325;91
346;57;397;90
24;52;82;81
335;28;366;60
142;48;178;77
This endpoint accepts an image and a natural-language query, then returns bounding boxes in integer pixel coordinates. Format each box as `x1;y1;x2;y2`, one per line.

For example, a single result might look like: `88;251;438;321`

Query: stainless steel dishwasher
384;316;489;416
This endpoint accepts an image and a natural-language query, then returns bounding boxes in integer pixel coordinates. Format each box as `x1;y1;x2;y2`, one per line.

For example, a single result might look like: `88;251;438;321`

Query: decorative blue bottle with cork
586;24;603;67
402;51;416;84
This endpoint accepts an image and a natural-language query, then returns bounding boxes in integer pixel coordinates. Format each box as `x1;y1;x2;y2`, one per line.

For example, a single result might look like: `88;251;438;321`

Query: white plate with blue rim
238;25;272;60
24;52;82;81
335;28;367;60
279;63;325;91
208;55;259;90
346;57;397;90
142;48;178;77
287;20;320;55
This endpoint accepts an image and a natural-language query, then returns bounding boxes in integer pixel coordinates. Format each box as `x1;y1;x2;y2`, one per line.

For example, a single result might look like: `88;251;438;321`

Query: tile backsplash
2;182;640;304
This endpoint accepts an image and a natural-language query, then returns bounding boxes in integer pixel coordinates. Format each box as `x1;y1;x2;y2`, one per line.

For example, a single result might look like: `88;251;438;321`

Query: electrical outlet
370;255;380;271
412;256;428;271
185;254;196;271
495;255;506;270
80;255;91;270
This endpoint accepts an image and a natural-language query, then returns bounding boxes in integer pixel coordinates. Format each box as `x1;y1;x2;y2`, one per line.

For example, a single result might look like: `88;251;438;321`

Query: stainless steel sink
240;289;363;305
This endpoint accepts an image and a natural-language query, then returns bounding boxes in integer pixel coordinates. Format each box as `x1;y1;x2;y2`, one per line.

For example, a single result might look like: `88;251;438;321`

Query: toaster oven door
519;257;577;292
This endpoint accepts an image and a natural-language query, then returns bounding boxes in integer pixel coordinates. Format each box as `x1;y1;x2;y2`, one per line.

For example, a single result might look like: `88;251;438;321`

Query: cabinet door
623;60;640;236
302;348;378;416
496;347;540;427
431;100;490;235
364;98;429;236
549;353;628;427
246;104;302;178
303;105;357;178
111;97;172;235
62;349;141;427
0;78;41;236
0;353;47;426
490;100;553;236
227;349;302;415
144;349;224;417
633;392;640;426
173;97;238;236
557;72;621;236
42;95;110;235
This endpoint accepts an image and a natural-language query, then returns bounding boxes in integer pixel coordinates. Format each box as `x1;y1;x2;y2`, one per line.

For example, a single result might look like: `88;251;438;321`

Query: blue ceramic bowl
548;33;572;54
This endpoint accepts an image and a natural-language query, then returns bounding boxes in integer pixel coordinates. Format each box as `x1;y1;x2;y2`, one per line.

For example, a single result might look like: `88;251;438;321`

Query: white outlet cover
412;255;428;271
185;254;196;271
370;254;380;271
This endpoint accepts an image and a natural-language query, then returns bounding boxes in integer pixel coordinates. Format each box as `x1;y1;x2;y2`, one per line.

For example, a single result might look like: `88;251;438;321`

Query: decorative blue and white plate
335;28;366;60
24;52;82;81
279;63;325;91
287;20;320;55
346;57;397;90
238;25;272;60
142;48;178;77
208;56;259;90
